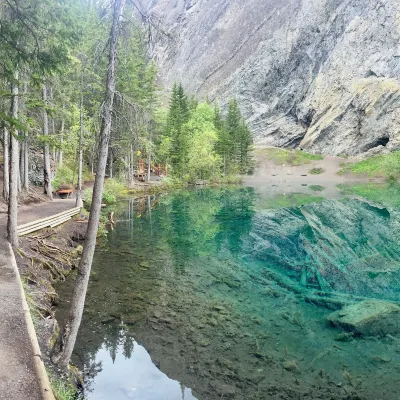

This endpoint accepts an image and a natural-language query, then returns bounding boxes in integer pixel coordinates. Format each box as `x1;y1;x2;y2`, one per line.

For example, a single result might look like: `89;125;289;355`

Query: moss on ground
257;193;324;210
338;183;400;208
257;148;323;166
338;151;400;180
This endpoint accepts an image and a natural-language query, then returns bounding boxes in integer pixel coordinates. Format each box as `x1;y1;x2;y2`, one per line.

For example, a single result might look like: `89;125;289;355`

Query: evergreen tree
237;120;254;173
214;99;253;175
165;83;190;175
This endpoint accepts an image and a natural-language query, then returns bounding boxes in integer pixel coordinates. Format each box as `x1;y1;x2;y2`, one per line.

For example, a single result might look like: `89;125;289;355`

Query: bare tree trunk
17;147;22;193
3;126;10;202
147;129;152;182
52;120;57;163
23;133;29;190
21;80;28;191
42;85;53;199
51;0;126;369
59;118;64;166
76;95;84;208
109;150;113;179
7;71;19;248
19;142;24;189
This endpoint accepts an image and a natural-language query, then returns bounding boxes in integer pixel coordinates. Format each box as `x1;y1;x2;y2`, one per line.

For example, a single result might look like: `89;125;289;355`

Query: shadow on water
56;185;400;400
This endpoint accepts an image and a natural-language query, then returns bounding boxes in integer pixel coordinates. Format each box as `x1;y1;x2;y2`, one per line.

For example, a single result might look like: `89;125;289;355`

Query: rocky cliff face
147;0;400;155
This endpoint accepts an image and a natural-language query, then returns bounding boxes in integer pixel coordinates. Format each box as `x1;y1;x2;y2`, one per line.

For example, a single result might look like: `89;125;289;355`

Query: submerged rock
328;300;400;337
283;360;299;372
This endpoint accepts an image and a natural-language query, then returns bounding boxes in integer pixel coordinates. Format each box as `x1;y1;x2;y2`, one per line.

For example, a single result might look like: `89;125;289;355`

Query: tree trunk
109;150;113;179
7;71;19;248
19;142;24;189
42;85;53;199
51;0;126;369
21;80;28;190
3;126;10;202
59;118;64;166
76;96;84;208
23;133;29;190
147;131;152;182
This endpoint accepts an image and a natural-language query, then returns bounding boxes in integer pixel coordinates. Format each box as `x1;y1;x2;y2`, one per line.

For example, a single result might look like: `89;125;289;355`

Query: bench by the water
57;189;73;199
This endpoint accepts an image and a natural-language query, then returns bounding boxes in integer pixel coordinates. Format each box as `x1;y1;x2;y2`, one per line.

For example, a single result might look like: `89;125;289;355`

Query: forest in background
0;0;254;204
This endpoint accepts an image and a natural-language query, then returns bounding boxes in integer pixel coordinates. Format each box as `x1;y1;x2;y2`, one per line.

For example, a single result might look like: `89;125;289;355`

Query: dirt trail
243;146;380;199
0;197;75;400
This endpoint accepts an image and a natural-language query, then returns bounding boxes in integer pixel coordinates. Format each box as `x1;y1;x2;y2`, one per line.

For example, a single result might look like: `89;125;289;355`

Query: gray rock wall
147;0;400;155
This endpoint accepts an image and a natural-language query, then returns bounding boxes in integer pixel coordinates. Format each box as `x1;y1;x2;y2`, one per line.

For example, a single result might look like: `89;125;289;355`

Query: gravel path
0;198;76;399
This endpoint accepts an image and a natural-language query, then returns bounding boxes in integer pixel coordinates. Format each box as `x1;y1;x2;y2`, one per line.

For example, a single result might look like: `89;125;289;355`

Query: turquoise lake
58;185;400;400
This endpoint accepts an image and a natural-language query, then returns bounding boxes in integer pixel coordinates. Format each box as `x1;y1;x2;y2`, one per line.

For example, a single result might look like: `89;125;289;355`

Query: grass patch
309;167;325;175
257;193;324;210
47;371;77;400
309;185;325;192
338;151;400;180
338;183;400;208
258;148;323;166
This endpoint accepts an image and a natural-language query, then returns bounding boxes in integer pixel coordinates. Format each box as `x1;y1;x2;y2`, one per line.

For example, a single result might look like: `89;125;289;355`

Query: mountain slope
147;0;400;155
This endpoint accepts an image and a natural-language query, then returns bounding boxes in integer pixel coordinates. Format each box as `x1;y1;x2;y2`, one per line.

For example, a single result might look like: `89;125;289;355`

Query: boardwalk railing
17;207;81;236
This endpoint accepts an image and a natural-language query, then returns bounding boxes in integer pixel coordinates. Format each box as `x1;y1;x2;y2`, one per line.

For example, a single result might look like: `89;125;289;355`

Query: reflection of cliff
61;190;400;400
249;199;400;301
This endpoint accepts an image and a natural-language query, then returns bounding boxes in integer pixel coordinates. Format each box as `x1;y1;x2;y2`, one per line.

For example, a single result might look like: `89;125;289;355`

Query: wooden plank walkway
18;207;81;236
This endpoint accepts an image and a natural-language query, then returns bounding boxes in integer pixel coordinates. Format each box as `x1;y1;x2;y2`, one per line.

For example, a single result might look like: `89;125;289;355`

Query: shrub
52;165;74;191
83;179;125;209
309;167;325;175
309;185;325;192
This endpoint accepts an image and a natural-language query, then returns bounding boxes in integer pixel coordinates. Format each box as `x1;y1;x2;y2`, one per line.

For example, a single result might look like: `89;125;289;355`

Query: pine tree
224;99;242;171
165;83;190;175
214;99;253;175
238;120;254;173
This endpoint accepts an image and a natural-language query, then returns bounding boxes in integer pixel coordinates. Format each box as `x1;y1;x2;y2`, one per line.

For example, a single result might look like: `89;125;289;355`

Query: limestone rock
248;199;400;302
328;300;400;337
147;0;400;155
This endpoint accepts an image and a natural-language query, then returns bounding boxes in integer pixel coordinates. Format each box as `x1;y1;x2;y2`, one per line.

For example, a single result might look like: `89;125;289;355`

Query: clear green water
59;185;400;400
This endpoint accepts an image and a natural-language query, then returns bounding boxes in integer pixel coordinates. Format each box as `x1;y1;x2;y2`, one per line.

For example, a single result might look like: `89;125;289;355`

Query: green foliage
257;193;324;210
164;82;190;171
52;165;74;191
161;85;253;181
183;103;221;181
47;371;76;400
217;99;254;174
0;0;80;79
309;185;325;192
84;179;126;209
259;148;323;166
309;167;325;175
338;183;400;208
338;152;400;180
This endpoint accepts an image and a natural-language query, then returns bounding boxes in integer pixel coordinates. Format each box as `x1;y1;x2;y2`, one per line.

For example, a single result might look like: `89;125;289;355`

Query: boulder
328;300;400;337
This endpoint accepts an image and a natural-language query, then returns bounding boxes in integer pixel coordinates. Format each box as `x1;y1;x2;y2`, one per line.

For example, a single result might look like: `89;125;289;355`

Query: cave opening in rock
364;136;390;151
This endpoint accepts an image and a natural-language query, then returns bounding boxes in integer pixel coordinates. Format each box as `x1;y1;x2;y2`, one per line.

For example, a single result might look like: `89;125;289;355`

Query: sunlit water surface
58;185;400;400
